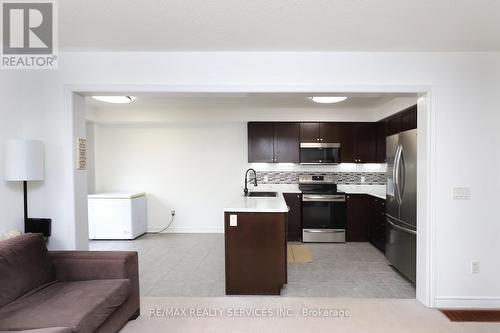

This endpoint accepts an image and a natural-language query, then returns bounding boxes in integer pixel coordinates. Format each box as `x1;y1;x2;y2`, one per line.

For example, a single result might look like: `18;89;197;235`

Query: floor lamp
4;139;50;236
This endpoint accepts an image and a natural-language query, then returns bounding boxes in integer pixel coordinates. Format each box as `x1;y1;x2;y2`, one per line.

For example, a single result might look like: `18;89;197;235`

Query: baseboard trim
147;227;223;234
435;297;500;308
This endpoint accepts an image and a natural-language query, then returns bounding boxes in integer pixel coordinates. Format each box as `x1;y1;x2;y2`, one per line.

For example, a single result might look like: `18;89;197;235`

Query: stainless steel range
299;175;346;243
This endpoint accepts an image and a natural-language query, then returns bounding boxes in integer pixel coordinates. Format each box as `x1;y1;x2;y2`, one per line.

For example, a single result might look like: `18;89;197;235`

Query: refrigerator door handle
394;145;402;204
386;218;416;235
399;146;406;199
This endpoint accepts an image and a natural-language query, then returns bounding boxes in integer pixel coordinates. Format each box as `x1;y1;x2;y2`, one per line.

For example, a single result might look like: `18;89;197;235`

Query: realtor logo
1;0;58;69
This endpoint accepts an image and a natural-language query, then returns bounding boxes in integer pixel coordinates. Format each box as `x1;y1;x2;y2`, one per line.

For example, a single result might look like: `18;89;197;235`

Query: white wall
374;97;418;120
1;52;500;307
92;122;248;232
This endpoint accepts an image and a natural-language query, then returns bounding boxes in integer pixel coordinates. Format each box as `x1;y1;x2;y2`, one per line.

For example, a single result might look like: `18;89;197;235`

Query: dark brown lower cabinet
369;197;386;253
346;194;371;242
346;194;386;252
224;212;287;295
283;192;301;241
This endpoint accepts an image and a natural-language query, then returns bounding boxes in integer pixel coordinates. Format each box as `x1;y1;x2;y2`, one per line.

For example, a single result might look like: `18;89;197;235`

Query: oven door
302;194;346;242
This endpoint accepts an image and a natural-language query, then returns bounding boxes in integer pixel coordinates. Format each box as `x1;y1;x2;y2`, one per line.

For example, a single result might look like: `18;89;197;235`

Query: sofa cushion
0;279;130;333
0;234;55;308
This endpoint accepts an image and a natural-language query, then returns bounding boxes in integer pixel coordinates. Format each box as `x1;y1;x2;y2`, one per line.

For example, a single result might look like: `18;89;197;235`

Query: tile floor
89;233;415;298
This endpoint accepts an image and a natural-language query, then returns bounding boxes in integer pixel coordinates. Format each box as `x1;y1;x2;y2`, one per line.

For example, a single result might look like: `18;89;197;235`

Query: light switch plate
453;187;471;200
229;215;237;227
471;261;480;274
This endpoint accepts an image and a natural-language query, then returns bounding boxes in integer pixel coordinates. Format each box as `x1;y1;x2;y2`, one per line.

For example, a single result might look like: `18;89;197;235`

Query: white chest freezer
88;192;147;240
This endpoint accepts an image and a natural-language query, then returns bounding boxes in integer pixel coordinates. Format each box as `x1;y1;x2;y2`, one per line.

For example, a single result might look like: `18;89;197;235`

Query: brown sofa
0;233;139;333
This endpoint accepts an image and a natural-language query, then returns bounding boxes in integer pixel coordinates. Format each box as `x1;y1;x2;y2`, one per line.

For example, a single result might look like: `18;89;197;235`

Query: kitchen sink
247;191;278;197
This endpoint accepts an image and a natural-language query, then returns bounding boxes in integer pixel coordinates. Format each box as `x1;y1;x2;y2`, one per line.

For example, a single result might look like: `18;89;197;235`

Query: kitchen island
223;192;289;295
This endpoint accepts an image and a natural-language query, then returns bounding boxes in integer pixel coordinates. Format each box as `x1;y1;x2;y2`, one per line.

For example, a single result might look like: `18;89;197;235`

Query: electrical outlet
471;261;480;274
171;210;176;216
229;215;237;227
360;176;366;183
263;175;269;182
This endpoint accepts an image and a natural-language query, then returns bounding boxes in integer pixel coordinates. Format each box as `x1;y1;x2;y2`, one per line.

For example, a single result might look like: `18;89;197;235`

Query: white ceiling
61;0;500;51
85;93;418;123
85;92;414;111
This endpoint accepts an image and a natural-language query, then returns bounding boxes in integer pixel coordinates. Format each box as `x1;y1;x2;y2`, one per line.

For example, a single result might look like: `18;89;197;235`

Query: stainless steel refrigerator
386;129;417;284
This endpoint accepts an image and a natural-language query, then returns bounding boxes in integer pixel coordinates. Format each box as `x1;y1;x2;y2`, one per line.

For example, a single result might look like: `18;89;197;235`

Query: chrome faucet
243;168;258;196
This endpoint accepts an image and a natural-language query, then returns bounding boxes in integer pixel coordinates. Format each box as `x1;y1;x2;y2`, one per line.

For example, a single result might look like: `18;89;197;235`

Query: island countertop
223;192;289;213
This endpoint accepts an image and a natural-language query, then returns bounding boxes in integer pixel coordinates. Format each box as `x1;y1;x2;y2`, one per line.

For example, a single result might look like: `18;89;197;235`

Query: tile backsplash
256;171;386;185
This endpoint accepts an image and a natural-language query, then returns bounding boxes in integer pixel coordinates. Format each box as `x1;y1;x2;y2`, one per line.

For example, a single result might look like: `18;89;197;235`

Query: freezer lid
88;192;146;199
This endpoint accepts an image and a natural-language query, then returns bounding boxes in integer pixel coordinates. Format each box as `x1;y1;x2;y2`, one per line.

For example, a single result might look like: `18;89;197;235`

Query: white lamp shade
4;139;45;181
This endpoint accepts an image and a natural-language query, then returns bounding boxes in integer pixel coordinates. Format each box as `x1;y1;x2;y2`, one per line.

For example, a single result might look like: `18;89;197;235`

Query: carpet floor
121;297;499;333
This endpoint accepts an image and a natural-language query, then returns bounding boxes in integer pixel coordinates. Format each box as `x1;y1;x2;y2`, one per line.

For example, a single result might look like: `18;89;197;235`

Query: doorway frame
65;84;436;307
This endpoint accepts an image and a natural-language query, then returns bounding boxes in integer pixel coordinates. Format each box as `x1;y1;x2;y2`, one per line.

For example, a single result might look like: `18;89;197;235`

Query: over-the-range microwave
299;143;341;164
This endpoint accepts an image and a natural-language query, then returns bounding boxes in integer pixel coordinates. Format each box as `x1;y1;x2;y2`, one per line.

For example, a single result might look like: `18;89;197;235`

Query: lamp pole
23;181;28;232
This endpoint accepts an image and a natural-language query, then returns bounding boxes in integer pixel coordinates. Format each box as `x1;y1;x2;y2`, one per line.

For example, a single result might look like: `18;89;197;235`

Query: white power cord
148;210;175;234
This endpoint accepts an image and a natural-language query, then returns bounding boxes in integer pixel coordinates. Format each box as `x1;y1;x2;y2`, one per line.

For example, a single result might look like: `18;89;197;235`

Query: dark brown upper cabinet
400;105;417;132
248;122;299;163
319;123;343;142
248;122;274;163
337;123;355;163
299;123;321;143
273;123;300;163
250;121;388;164
353;123;378;163
299;122;344;143
376;121;387;163
383;104;417;137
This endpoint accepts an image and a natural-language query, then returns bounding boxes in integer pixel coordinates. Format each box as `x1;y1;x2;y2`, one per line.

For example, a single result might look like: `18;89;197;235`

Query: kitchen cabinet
369;196;386;253
353;123;377;163
383;104;417;137
248;122;299;163
346;194;371;242
283;192;301;241
299;123;320;143
337;123;378;163
346;193;387;252
337;123;355;163
376;121;387;163
224;212;287;295
273;123;300;163
400;105;417;132
250;121;390;164
248;122;274;163
299;122;344;144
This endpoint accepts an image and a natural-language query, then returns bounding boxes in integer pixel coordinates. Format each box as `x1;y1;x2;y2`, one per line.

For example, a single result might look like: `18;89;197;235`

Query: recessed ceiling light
91;96;135;104
310;96;347;104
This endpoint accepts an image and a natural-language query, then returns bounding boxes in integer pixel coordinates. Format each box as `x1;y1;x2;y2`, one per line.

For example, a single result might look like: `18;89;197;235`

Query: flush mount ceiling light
91;96;135;104
310;96;347;104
